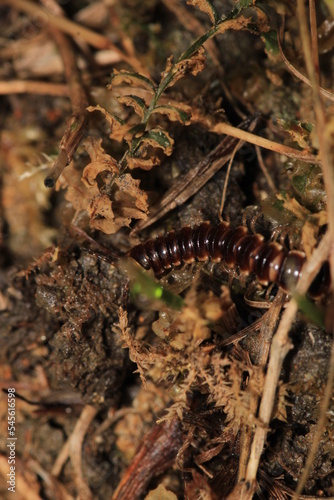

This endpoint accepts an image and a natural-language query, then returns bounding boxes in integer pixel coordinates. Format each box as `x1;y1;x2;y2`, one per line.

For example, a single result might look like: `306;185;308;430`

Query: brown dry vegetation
1;1;334;499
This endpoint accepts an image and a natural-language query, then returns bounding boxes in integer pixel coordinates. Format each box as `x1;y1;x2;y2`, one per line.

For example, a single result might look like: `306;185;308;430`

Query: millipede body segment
129;222;330;297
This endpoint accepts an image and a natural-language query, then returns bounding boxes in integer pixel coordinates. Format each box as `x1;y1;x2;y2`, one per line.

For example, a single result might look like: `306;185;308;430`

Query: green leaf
294;293;325;330
301;122;314;133
129;265;184;310
262;30;279;55
126;123;146;138
180;29;216;61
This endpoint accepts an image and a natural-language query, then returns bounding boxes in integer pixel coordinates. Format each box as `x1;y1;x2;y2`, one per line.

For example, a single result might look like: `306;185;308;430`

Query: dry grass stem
244;231;331;488
1;0;147;74
219;140;241;220
0;80;69;96
278;28;334;103
255;145;276;192
296;0;334;286
212;122;319;163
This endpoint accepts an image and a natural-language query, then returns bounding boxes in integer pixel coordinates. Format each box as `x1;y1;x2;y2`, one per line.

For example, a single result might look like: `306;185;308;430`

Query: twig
0;0;147;74
237;292;285;482
112;418;182;500
28;458;74;500
277;26;334;103
0;80;69;96
212;122;319;163
244;231;331;492
293;333;334;498
133;114;259;233
161;0;221;67
52;405;97;499
255;146;276;193
292;3;334;494
296;0;334;283
36;0;89;188
309;0;320;84
219;140;241;220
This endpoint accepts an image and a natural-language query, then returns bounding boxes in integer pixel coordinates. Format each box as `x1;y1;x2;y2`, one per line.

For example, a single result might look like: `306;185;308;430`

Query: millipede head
129;244;151;271
278;250;306;293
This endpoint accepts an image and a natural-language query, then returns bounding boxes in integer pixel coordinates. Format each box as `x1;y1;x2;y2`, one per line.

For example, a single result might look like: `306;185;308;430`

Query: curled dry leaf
88;193;119;233
277;119;313;149
87;175;148;234
144;483;178;500
216;11;269;37
186;0;219;26
127;155;161;171
163;47;206;89
114;174;149;217
81;137;119;187
87;104;129;142
302;211;327;259
59;139;148;234
59;162;99;216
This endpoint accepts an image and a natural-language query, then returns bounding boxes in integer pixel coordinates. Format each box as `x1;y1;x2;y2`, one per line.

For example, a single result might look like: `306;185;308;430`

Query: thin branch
0;80;69;96
296;0;334;348
309;0;320;84
0;0;147;74
244;231;331;490
38;0;89;188
277;27;334;103
52;404;97;498
293;333;334;498
161;0;221;67
238;292;285;482
219;140;241;220
255;146;276;192
212;122;319;163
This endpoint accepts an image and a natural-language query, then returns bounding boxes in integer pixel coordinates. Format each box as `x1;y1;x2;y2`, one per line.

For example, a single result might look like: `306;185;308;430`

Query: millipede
129;222;330;298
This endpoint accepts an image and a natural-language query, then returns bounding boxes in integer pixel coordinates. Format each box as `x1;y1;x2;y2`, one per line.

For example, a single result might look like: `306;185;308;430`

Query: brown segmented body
129;222;330;297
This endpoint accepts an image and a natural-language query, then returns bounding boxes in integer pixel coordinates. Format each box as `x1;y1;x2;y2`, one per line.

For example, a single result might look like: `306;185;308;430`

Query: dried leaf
277;119;313;149
60;162;99;215
109;69;156;94
174;46;206;81
144;484;178;500
87;104;129;142
88;193;132;234
302;211;327;259
127;155;161;171
276;192;310;220
81;138;119;187
114;173;148;215
116;95;147;118
87;175;148;233
162;47;206;89
186;0;219;26
216;10;269;36
215;15;250;35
